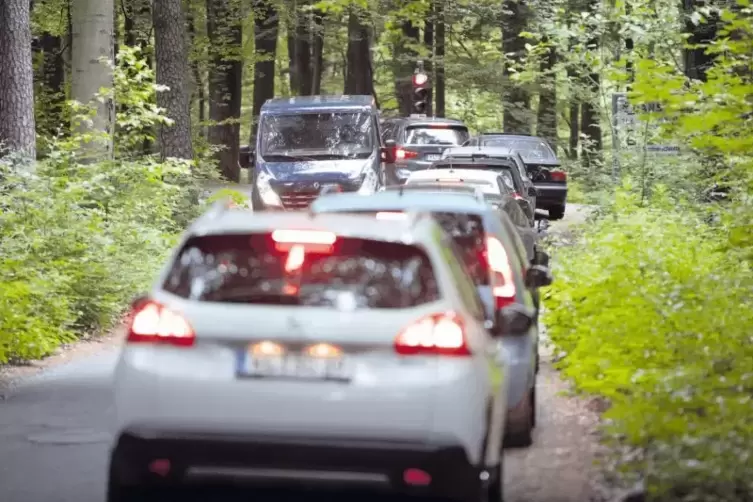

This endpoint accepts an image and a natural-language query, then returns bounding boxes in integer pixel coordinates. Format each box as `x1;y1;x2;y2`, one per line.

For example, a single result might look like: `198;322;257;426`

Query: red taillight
512;192;523;200
550;170;567;182
271;229;337;253
396;148;419;160
127;301;195;347
485;235;516;309
394;312;470;356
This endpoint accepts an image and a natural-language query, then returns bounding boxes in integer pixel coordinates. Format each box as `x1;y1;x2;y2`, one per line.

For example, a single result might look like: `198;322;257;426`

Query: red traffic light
412;73;428;87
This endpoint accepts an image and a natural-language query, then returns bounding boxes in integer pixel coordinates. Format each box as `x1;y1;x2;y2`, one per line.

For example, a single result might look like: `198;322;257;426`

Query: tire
530;385;537;428
486;459;504;502
504;391;534;448
548;204;566;220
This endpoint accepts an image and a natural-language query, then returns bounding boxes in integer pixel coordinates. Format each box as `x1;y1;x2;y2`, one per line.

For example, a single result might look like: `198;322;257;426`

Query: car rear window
163;233;440;309
481;137;556;162
338;211;489;286
405;125;470;146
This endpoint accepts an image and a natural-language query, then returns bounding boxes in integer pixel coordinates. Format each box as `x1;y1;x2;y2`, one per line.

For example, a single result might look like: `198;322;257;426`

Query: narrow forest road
0;198;603;502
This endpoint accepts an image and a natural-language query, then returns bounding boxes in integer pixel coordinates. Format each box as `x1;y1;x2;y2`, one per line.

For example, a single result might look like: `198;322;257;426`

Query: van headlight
357;168;378;195
256;170;282;207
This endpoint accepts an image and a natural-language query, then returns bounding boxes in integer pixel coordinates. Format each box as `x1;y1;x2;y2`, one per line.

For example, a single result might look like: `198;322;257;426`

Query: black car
428;157;537;226
380;116;471;185
465;134;567;220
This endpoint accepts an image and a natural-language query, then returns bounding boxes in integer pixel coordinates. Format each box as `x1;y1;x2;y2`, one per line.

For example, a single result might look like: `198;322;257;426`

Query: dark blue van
250;95;392;211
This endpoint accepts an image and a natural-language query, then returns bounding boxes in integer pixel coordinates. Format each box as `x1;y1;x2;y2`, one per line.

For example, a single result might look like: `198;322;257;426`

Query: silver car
311;190;551;448
107;201;525;502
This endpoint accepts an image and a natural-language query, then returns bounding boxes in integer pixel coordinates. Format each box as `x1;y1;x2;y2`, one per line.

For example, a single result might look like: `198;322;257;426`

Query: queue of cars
107;95;563;502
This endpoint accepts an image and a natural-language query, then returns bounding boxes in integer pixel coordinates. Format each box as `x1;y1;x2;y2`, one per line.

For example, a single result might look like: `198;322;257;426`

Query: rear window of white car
162;233;440;309
348;210;490;287
405;125;470;146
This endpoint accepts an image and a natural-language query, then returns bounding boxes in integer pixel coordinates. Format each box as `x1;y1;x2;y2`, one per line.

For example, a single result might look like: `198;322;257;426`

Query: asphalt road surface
0;203;600;502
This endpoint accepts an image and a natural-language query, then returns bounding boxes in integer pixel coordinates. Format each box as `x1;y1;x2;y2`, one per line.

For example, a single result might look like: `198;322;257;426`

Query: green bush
0;154;202;363
0;45;208;364
544;186;753;501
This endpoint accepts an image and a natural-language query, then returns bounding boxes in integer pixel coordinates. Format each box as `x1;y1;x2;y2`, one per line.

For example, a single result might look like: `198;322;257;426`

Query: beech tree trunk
153;0;193;159
536;40;557;150
71;0;115;159
580;0;602;167
0;0;36;160
501;0;532;134
435;0;446;117
251;0;278;142
393;21;419;115
206;0;242;181
344;6;373;96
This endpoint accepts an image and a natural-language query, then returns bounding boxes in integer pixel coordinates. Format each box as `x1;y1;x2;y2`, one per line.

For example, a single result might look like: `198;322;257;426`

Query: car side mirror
532;250;550;267
527;186;538;197
525;264;553;289
495;304;535;335
239;145;255;168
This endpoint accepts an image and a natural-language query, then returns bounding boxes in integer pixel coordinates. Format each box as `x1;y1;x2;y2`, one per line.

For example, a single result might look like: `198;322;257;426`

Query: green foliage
0;49;204;364
545;185;753;501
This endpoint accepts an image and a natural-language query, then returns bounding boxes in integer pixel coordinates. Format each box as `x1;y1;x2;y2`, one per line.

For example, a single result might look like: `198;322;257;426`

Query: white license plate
425;154;441;161
239;353;351;381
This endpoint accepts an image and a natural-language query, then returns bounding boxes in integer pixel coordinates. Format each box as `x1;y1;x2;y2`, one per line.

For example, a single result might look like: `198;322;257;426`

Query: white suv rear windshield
405;125;470;146
162;233;440;309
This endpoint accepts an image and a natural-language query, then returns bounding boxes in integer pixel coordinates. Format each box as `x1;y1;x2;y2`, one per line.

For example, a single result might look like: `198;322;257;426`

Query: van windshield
260;112;375;160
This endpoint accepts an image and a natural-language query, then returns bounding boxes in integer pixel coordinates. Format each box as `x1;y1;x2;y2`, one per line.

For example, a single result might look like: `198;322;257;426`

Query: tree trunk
625;0;634;87
0;0;36;160
294;0;312;95
682;0;719;81
344;6;373;96
501;0;532;134
423;5;434;117
33;28;66;140
206;0;242;181
153;0;193;160
536;41;557;151
71;0;115;159
580;0;602;167
187;4;206;138
251;0;278;142
435;0;445;117
310;9;324;95
393;21;420;116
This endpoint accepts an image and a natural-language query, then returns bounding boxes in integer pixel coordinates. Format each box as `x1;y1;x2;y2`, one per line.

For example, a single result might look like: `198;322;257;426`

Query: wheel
530;385;537;428
504;391;534;448
486;459;504;502
106;482;158;502
548;204;566;220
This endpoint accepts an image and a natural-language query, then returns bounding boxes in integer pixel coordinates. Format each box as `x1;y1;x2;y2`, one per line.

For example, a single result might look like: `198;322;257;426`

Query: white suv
107;203;524;502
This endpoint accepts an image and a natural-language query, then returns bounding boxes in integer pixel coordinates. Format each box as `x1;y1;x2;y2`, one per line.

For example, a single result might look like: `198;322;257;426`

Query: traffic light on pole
412;71;429;114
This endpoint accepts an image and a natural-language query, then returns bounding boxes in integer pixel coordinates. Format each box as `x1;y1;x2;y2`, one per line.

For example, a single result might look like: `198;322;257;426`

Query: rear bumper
534;182;567;208
109;428;484;500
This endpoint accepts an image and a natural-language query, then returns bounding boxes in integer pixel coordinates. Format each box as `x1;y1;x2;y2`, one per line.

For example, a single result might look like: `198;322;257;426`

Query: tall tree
536;39;557;150
682;0;719;81
393;20;420;115
501;0;532;134
31;0;66;140
288;0;313;95
206;0;242;181
122;0;152;58
423;6;434;116
251;0;279;142
579;0;602;167
434;0;446;117
187;4;207;138
153;0;193;159
0;0;36;160
344;6;373;96
71;0;115;158
310;8;325;95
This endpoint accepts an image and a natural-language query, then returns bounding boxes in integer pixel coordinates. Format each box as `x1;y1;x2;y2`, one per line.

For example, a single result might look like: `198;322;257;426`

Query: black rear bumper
534;182;567;208
109;428;484;501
